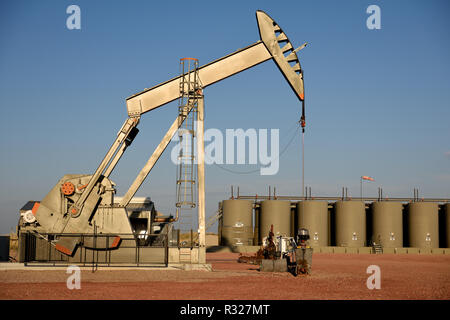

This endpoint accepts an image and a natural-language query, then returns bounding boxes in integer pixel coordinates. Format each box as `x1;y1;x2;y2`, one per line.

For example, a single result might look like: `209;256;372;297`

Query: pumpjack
17;11;307;262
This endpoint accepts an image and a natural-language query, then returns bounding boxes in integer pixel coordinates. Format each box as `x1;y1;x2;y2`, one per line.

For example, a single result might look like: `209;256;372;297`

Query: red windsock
362;176;374;181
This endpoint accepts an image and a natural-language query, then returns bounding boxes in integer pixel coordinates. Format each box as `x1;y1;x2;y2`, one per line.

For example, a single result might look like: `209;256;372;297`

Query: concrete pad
171;263;212;271
358;247;372;254
319;247;334;253
345;247;358;254
260;259;274;272
273;259;288;272
0;262;182;271
333;247;346;254
407;248;420;254
419;248;432;254
395;248;408;254
383;248;395;254
431;248;445;254
0;262;26;270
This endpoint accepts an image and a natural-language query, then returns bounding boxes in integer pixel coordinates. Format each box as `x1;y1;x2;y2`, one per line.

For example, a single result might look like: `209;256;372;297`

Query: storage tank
221;200;253;246
335;201;366;247
371;202;403;248
296;201;329;247
407;202;439;248
259;200;291;243
0;235;10;261
446;203;450;248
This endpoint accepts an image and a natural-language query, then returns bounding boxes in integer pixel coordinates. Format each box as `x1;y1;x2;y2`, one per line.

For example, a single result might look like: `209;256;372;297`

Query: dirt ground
0;252;449;300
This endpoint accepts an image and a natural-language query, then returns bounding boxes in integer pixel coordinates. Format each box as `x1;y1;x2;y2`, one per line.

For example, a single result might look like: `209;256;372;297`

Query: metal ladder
175;58;202;232
372;242;383;254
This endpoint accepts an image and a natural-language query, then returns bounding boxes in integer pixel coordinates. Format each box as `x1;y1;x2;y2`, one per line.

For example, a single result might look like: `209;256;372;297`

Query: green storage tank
296;201;329;247
259;200;291;243
407;202;439;248
221;199;253;246
335;200;366;247
371;202;403;248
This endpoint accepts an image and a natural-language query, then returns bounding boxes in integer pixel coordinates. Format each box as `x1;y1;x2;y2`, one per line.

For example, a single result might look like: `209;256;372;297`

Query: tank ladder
372;242;383;254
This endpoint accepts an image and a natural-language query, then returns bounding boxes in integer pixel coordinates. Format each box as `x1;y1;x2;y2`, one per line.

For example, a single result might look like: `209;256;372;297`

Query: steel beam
126;41;271;116
119;107;194;207
197;97;206;263
73;118;138;213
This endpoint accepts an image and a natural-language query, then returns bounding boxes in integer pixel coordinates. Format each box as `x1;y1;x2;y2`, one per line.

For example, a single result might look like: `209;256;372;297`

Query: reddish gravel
0;252;449;300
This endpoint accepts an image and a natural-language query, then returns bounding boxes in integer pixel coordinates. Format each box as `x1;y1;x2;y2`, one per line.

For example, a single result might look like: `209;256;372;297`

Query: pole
196;96;206;264
302;130;304;198
360;176;363;201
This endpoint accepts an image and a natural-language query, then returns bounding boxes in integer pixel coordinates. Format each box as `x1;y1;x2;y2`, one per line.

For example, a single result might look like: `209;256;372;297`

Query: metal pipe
360;177;363;201
235;195;450;203
197;95;206;255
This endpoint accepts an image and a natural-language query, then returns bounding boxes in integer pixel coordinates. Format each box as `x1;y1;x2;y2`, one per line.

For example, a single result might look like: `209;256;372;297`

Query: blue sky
0;0;449;233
